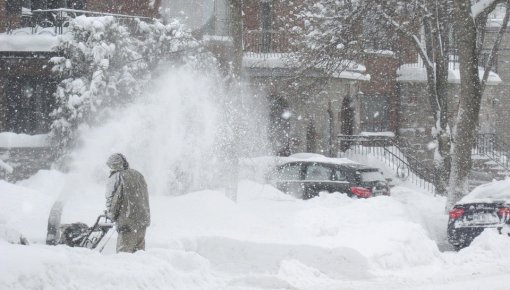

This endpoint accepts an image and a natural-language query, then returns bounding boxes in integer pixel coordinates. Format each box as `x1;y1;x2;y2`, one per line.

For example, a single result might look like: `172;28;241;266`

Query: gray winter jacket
106;160;150;230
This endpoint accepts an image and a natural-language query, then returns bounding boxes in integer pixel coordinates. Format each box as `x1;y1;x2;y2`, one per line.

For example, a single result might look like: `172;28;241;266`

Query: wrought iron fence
243;30;294;57
8;8;151;36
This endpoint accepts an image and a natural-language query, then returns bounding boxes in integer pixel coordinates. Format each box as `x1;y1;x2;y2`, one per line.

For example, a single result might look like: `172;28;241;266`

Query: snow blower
46;201;114;251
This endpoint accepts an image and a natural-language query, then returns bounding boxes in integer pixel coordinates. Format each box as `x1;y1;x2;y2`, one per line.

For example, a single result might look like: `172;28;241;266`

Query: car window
360;170;384;182
305;164;333;181
332;168;347;181
277;164;301;180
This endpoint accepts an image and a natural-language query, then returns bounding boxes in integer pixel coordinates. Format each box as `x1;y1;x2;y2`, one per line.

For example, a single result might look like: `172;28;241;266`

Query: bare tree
298;0;510;202
447;0;510;209
298;0;454;195
377;0;453;196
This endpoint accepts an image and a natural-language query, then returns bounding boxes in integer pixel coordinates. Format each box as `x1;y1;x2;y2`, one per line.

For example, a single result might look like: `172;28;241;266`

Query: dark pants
116;226;146;253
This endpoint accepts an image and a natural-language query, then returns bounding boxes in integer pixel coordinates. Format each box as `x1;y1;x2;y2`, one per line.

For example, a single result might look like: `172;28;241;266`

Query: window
361;94;390;132
277;164;301;181
21;0;31;9
260;1;272;52
362;17;395;51
269;95;290;156
67;0;86;10
305;164;333;181
6;77;56;134
6;0;22;13
360;170;384;182
332;168;347;181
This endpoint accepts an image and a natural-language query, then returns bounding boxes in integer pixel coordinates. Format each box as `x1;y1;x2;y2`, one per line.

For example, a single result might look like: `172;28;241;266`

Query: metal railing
243;30;294;57
473;133;510;171
7;8;152;36
337;135;436;193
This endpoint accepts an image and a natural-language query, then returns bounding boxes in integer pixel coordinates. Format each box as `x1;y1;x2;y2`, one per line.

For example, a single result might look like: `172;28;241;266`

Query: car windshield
360;170;384;182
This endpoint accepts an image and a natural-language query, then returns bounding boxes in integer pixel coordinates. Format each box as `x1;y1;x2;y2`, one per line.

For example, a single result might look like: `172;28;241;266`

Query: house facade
237;1;510;180
0;0;160;180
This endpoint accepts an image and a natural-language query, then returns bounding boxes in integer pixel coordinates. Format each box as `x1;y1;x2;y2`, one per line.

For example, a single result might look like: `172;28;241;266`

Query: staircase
337;134;510;194
470;133;510;189
337;135;436;193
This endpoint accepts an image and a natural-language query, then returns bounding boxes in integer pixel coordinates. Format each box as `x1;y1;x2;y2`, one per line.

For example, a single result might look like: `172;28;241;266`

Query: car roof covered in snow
458;178;510;205
279;153;374;169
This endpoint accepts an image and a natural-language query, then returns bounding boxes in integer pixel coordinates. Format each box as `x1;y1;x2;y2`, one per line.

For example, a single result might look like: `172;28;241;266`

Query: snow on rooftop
458;178;510;204
360;131;395;137
0;133;50;148
0;34;59;52
282;153;361;166
364;49;396;57
243;53;370;81
397;63;502;85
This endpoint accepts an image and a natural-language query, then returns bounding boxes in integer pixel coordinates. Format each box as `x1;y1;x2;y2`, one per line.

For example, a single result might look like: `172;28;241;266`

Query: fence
7;8;151;36
473;133;510;171
337;135;436;193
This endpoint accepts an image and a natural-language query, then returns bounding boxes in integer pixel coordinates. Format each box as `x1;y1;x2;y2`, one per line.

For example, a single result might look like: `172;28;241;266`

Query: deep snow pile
2;176;510;289
1;65;510;289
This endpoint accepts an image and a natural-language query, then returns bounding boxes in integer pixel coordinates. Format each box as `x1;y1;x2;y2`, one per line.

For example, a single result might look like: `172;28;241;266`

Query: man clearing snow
106;153;150;253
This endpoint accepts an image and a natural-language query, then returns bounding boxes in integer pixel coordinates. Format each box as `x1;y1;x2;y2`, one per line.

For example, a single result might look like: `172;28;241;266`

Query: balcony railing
7;8;151;36
243;30;294;57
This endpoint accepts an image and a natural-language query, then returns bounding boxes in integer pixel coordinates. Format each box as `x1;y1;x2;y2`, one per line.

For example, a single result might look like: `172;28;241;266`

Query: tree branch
481;0;510;92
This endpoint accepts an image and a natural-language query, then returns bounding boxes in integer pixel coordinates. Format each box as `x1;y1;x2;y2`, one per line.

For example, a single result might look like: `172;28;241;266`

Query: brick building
219;1;510;180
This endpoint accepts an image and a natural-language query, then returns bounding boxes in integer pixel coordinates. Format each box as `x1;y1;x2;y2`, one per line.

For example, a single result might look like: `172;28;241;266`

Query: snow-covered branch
49;16;200;152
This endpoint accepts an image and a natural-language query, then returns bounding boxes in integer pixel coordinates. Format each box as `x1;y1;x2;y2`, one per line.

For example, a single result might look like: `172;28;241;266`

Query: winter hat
106;153;130;172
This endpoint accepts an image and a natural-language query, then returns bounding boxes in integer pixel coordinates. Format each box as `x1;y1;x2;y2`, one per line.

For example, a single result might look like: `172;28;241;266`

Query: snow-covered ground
1;67;510;289
2;177;510;290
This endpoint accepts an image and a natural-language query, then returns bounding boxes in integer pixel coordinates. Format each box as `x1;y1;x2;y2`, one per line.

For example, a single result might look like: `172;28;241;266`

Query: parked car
267;155;390;199
447;179;510;250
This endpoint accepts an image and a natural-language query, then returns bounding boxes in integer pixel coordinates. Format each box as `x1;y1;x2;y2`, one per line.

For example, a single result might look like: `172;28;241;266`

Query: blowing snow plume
58;64;268;198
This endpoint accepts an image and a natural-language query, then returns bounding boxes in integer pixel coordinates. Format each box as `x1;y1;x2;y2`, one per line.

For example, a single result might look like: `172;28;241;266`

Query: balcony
4;8;151;36
243;30;294;58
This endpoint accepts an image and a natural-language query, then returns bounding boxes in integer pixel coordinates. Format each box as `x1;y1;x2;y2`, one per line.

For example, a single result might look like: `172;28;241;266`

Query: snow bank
2;176;510;289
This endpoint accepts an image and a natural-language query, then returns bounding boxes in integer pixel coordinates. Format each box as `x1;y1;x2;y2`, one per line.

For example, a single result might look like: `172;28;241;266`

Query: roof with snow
279;153;362;167
243;53;370;81
0;34;59;52
397;63;502;85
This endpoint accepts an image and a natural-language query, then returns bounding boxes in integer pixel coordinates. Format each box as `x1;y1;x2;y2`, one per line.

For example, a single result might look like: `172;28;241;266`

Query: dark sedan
447;180;510;250
268;159;390;199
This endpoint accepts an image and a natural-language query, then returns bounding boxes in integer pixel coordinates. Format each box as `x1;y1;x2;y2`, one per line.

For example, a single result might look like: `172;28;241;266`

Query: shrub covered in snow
50;16;200;153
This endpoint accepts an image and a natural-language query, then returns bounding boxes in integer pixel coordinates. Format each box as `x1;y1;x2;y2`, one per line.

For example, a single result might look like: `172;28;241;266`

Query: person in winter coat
105;153;150;253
